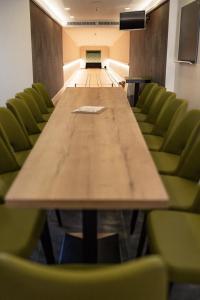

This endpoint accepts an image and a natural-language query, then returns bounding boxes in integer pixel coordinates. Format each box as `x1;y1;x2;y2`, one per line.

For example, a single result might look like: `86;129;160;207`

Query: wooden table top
6;87;168;209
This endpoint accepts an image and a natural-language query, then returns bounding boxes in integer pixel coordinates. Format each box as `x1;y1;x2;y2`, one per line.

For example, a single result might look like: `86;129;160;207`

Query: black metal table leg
130;210;139;235
134;83;140;106
41;220;55;264
82;210;98;263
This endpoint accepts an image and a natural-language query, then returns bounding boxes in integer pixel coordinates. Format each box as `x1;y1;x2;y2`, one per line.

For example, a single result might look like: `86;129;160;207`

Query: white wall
165;0;179;91
109;32;130;79
0;0;33;105
166;0;200;108
107;60;129;80
63;29;81;83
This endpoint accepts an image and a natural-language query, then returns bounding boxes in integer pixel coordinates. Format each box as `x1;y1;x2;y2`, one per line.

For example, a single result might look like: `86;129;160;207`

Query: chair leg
130;210;139;235
55;210;63;227
169;282;174;298
136;212;147;258
41;220;55;264
144;243;150;255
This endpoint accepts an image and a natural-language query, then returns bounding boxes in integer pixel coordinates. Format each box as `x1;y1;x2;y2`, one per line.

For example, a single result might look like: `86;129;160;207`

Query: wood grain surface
6;87;168;209
129;1;169;86
30;1;64;97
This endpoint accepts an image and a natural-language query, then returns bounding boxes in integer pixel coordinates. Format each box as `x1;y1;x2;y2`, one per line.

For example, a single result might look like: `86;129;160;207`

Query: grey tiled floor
32;210;200;300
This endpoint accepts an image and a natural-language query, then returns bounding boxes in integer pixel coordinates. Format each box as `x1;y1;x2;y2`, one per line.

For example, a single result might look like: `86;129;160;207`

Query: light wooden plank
66;69;117;88
6;87;168;209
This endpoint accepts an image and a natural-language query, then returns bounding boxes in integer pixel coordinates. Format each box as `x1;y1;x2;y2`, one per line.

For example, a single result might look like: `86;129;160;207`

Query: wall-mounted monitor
178;1;200;63
120;11;146;30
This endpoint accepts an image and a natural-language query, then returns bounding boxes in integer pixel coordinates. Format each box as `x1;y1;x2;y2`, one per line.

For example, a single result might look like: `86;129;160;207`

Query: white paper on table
72;106;105;114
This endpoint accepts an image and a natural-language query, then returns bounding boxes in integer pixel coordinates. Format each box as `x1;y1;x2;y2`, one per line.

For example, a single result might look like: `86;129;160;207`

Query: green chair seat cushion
161;175;199;211
147;210;200;284
151;151;180;174
132;107;142;113
42;113;51;122
138;122;154;134
29;134;40;146
0;171;18;203
38;122;46;131
15;150;30;167
144;135;164;151
0;205;45;257
135;113;147;122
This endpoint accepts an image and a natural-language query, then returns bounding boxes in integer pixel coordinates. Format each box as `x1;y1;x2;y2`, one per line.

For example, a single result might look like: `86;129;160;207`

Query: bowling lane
65;68;123;88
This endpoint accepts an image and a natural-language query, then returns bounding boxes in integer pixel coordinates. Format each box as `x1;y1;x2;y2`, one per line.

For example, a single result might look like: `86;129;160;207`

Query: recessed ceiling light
64;7;71;11
125;7;130;10
70;15;74;18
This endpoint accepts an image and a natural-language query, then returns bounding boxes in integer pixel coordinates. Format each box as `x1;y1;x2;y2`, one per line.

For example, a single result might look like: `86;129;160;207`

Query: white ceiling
34;0;166;26
64;27;127;46
63;0;142;20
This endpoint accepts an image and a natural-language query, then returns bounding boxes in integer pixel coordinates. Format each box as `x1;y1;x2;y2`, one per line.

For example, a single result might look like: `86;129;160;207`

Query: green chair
132;83;158;113
0;108;32;166
160;123;200;211
7;98;41;146
7;100;62;225
16;92;46;131
138;92;176;134
134;123;200;258
161;176;199;212
134;86;166;122
0;135;53;263
147;210;200;285
143;99;187;151
0;134;20;184
24;88;51;121
151;110;200;174
0;254;167;300
0;133;21;202
131;157;200;239
32;82;54;113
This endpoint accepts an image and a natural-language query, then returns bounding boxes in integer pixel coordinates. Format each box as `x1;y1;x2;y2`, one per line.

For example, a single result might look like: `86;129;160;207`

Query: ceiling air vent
66;20;119;27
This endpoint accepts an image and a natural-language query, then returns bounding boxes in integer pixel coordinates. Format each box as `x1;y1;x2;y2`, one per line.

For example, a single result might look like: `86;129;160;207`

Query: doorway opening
86;50;101;68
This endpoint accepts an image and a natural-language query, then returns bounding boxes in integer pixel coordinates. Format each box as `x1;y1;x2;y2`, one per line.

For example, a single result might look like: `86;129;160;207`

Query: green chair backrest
136;83;158;109
0;129;20;174
194;189;200;212
177;121;200;182
141;86;166;114
161;110;200;155
24;88;49;114
0;108;31;152
146;91;175;124
152;98;188;137
0;253;167;300
32;83;54;108
16;92;45;123
166;99;188;131
7;98;41;136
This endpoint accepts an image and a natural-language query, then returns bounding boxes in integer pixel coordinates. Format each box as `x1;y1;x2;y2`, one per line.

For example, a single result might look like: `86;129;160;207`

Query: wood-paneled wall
129;1;169;86
30;1;63;98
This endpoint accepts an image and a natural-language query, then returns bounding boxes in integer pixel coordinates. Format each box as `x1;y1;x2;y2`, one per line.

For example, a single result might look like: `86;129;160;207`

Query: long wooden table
6;87;168;262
